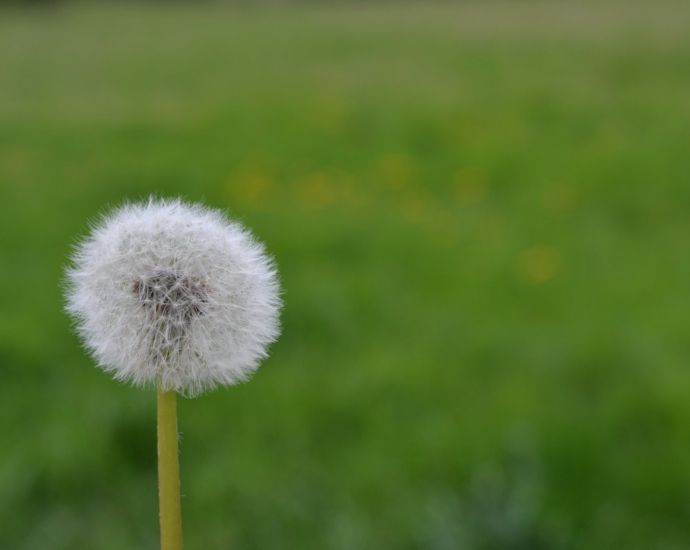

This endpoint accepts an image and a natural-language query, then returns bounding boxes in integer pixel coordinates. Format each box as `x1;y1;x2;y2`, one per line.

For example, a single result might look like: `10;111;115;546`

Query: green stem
157;383;183;550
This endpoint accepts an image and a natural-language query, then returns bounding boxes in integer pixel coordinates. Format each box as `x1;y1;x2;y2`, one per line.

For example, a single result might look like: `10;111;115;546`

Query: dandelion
64;197;282;550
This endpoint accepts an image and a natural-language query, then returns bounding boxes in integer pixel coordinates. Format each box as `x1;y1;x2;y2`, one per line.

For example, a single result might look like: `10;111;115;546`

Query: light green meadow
1;1;690;548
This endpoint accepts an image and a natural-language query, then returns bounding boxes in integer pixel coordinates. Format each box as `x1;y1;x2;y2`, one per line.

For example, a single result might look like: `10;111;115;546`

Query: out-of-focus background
2;0;690;548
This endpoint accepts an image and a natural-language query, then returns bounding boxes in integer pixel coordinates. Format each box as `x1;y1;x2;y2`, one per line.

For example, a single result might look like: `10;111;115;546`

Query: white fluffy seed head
64;197;282;397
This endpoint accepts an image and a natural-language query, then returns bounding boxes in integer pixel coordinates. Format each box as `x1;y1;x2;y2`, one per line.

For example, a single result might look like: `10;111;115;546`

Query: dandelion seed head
65;197;282;397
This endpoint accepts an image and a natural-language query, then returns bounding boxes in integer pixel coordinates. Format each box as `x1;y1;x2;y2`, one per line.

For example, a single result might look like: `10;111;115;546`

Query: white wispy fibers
65;198;282;397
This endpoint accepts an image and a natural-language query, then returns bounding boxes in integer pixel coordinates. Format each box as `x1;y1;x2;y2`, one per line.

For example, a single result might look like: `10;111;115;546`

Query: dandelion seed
64;197;282;397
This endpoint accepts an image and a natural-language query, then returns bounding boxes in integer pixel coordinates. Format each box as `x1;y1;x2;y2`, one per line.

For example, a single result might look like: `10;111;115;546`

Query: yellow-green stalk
158;384;183;550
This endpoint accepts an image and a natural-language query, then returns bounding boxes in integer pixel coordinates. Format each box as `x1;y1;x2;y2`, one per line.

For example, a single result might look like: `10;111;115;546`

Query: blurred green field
2;1;690;548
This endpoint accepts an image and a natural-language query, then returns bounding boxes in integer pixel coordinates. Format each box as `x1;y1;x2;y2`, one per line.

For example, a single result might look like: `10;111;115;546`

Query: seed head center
134;271;207;325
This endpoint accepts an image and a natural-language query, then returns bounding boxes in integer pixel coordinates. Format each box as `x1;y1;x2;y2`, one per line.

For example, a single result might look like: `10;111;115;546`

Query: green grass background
2;1;690;548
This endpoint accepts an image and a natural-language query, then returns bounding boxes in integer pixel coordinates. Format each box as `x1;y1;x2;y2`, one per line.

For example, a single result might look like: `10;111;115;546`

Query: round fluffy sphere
65;198;282;397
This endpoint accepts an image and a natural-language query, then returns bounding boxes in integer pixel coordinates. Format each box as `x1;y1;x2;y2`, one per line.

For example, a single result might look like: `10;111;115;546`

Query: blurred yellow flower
517;245;561;284
454;166;490;204
541;183;578;218
294;172;339;210
228;162;274;208
378;153;416;191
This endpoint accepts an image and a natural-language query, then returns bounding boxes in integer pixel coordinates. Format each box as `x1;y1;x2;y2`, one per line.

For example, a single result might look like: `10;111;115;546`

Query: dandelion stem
157;382;183;550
